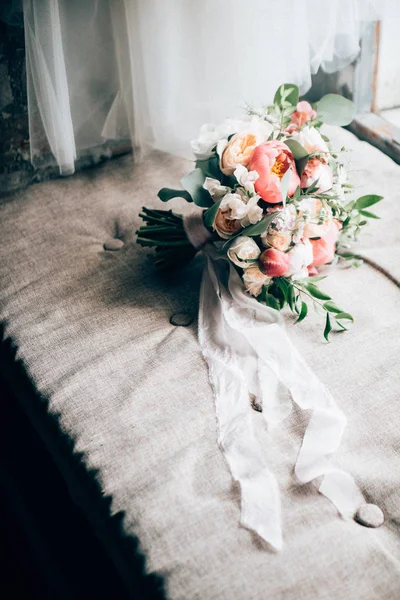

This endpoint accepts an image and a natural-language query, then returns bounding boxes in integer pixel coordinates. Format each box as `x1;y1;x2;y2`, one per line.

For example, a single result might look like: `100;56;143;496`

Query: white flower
240;196;263;227
289;126;329;154
286;240;313;278
242;263;271;297
190;115;273;160
233;165;259;194
228;236;261;268
203;177;230;199
220;192;263;227
220;193;248;220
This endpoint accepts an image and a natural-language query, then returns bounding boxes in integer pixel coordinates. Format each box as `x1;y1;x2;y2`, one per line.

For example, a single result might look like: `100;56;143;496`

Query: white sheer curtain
23;0;400;174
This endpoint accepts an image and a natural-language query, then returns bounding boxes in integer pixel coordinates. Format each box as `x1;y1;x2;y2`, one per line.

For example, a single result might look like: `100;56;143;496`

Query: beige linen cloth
0;126;399;599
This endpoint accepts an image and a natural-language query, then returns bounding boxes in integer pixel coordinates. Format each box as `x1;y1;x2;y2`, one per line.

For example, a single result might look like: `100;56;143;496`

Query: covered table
0;126;399;599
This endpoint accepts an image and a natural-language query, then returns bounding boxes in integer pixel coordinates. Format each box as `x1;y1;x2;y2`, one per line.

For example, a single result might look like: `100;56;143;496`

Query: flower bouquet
137;83;382;340
136;84;383;550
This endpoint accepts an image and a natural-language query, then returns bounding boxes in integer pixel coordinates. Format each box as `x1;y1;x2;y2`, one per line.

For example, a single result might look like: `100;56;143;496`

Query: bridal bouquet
136;85;383;550
137;84;382;339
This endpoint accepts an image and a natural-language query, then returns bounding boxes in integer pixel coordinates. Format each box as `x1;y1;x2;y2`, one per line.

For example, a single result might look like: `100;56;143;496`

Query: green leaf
275;278;289;306
359;209;380;219
323;301;343;314
306;275;327;282
203;199;222;229
158;188;192;203
240;211;281;237
295;301;308;323
180;169;213;208
274;83;299;107
335;312;354;322
284;139;309;160
304;282;331;301
324;313;332;342
337;252;358;260
317;94;356;126
287;283;296;312
354;194;383;211
265;293;281;311
195;155;221;180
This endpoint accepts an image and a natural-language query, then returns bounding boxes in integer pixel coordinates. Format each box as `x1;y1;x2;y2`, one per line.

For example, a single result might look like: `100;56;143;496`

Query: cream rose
227;236;261;268
242;263;271;297
219;132;261;175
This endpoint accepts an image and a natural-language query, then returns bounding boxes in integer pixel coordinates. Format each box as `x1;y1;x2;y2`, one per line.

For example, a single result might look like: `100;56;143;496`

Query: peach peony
259;248;290;277
219;133;260;175
290;101;316;128
248;141;300;204
310;220;341;267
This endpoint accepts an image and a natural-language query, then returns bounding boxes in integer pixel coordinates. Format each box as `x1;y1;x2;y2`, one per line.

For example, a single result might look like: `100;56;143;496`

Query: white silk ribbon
197;243;365;550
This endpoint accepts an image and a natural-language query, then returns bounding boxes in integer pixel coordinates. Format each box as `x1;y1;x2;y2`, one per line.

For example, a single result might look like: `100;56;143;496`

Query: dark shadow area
0;326;166;599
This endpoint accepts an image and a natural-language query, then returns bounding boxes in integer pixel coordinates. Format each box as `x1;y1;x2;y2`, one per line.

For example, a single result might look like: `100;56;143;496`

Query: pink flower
300;157;333;193
290;101;317;128
284;123;299;135
259;248;290;277
248;141;300;204
310;220;341;267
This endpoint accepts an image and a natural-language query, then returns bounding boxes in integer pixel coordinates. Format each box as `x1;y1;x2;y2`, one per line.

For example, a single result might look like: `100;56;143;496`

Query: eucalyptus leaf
317;94;356;126
180;168;213;208
195;155;221;179
158;187;192;203
203;199;222;229
284;139;309;160
354;194;383;210
240;211;281;237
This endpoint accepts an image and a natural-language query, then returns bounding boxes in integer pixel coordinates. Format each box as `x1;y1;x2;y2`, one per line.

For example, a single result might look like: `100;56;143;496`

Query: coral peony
248;141;300;204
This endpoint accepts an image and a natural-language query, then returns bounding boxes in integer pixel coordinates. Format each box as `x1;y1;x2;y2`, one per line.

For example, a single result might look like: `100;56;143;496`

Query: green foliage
317;94;356;126
158;188;192;203
180;168;214;208
284;139;309;160
274;83;299;107
354;194;383;211
240;211;281;237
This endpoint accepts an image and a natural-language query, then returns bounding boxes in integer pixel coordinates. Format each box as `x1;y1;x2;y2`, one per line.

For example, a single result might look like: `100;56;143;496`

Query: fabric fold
198;245;365;549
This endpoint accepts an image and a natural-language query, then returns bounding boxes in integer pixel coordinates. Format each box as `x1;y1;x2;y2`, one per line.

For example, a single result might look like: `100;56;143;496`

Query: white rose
228;236;261;268
289;126;329;154
239;196;263;227
242;263;271;297
233;165;259;194
203;177;230;199
286;240;313;278
220;192;248;220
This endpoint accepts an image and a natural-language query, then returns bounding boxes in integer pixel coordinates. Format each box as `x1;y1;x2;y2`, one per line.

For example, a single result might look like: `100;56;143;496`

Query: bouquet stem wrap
187;215;365;550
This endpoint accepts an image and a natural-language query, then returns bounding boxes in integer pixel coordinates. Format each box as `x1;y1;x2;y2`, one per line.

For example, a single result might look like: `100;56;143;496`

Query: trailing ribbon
184;209;365;550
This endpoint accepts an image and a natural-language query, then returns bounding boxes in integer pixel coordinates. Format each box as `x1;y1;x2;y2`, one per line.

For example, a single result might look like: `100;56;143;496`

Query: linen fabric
0;126;399;599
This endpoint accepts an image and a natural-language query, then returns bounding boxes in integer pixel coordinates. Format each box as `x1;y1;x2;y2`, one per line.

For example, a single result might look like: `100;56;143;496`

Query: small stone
104;238;124;251
250;395;263;412
170;313;193;327
355;503;384;528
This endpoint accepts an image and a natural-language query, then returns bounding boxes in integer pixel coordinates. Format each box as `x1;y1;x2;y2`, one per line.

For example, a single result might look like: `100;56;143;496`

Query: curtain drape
23;0;400;174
